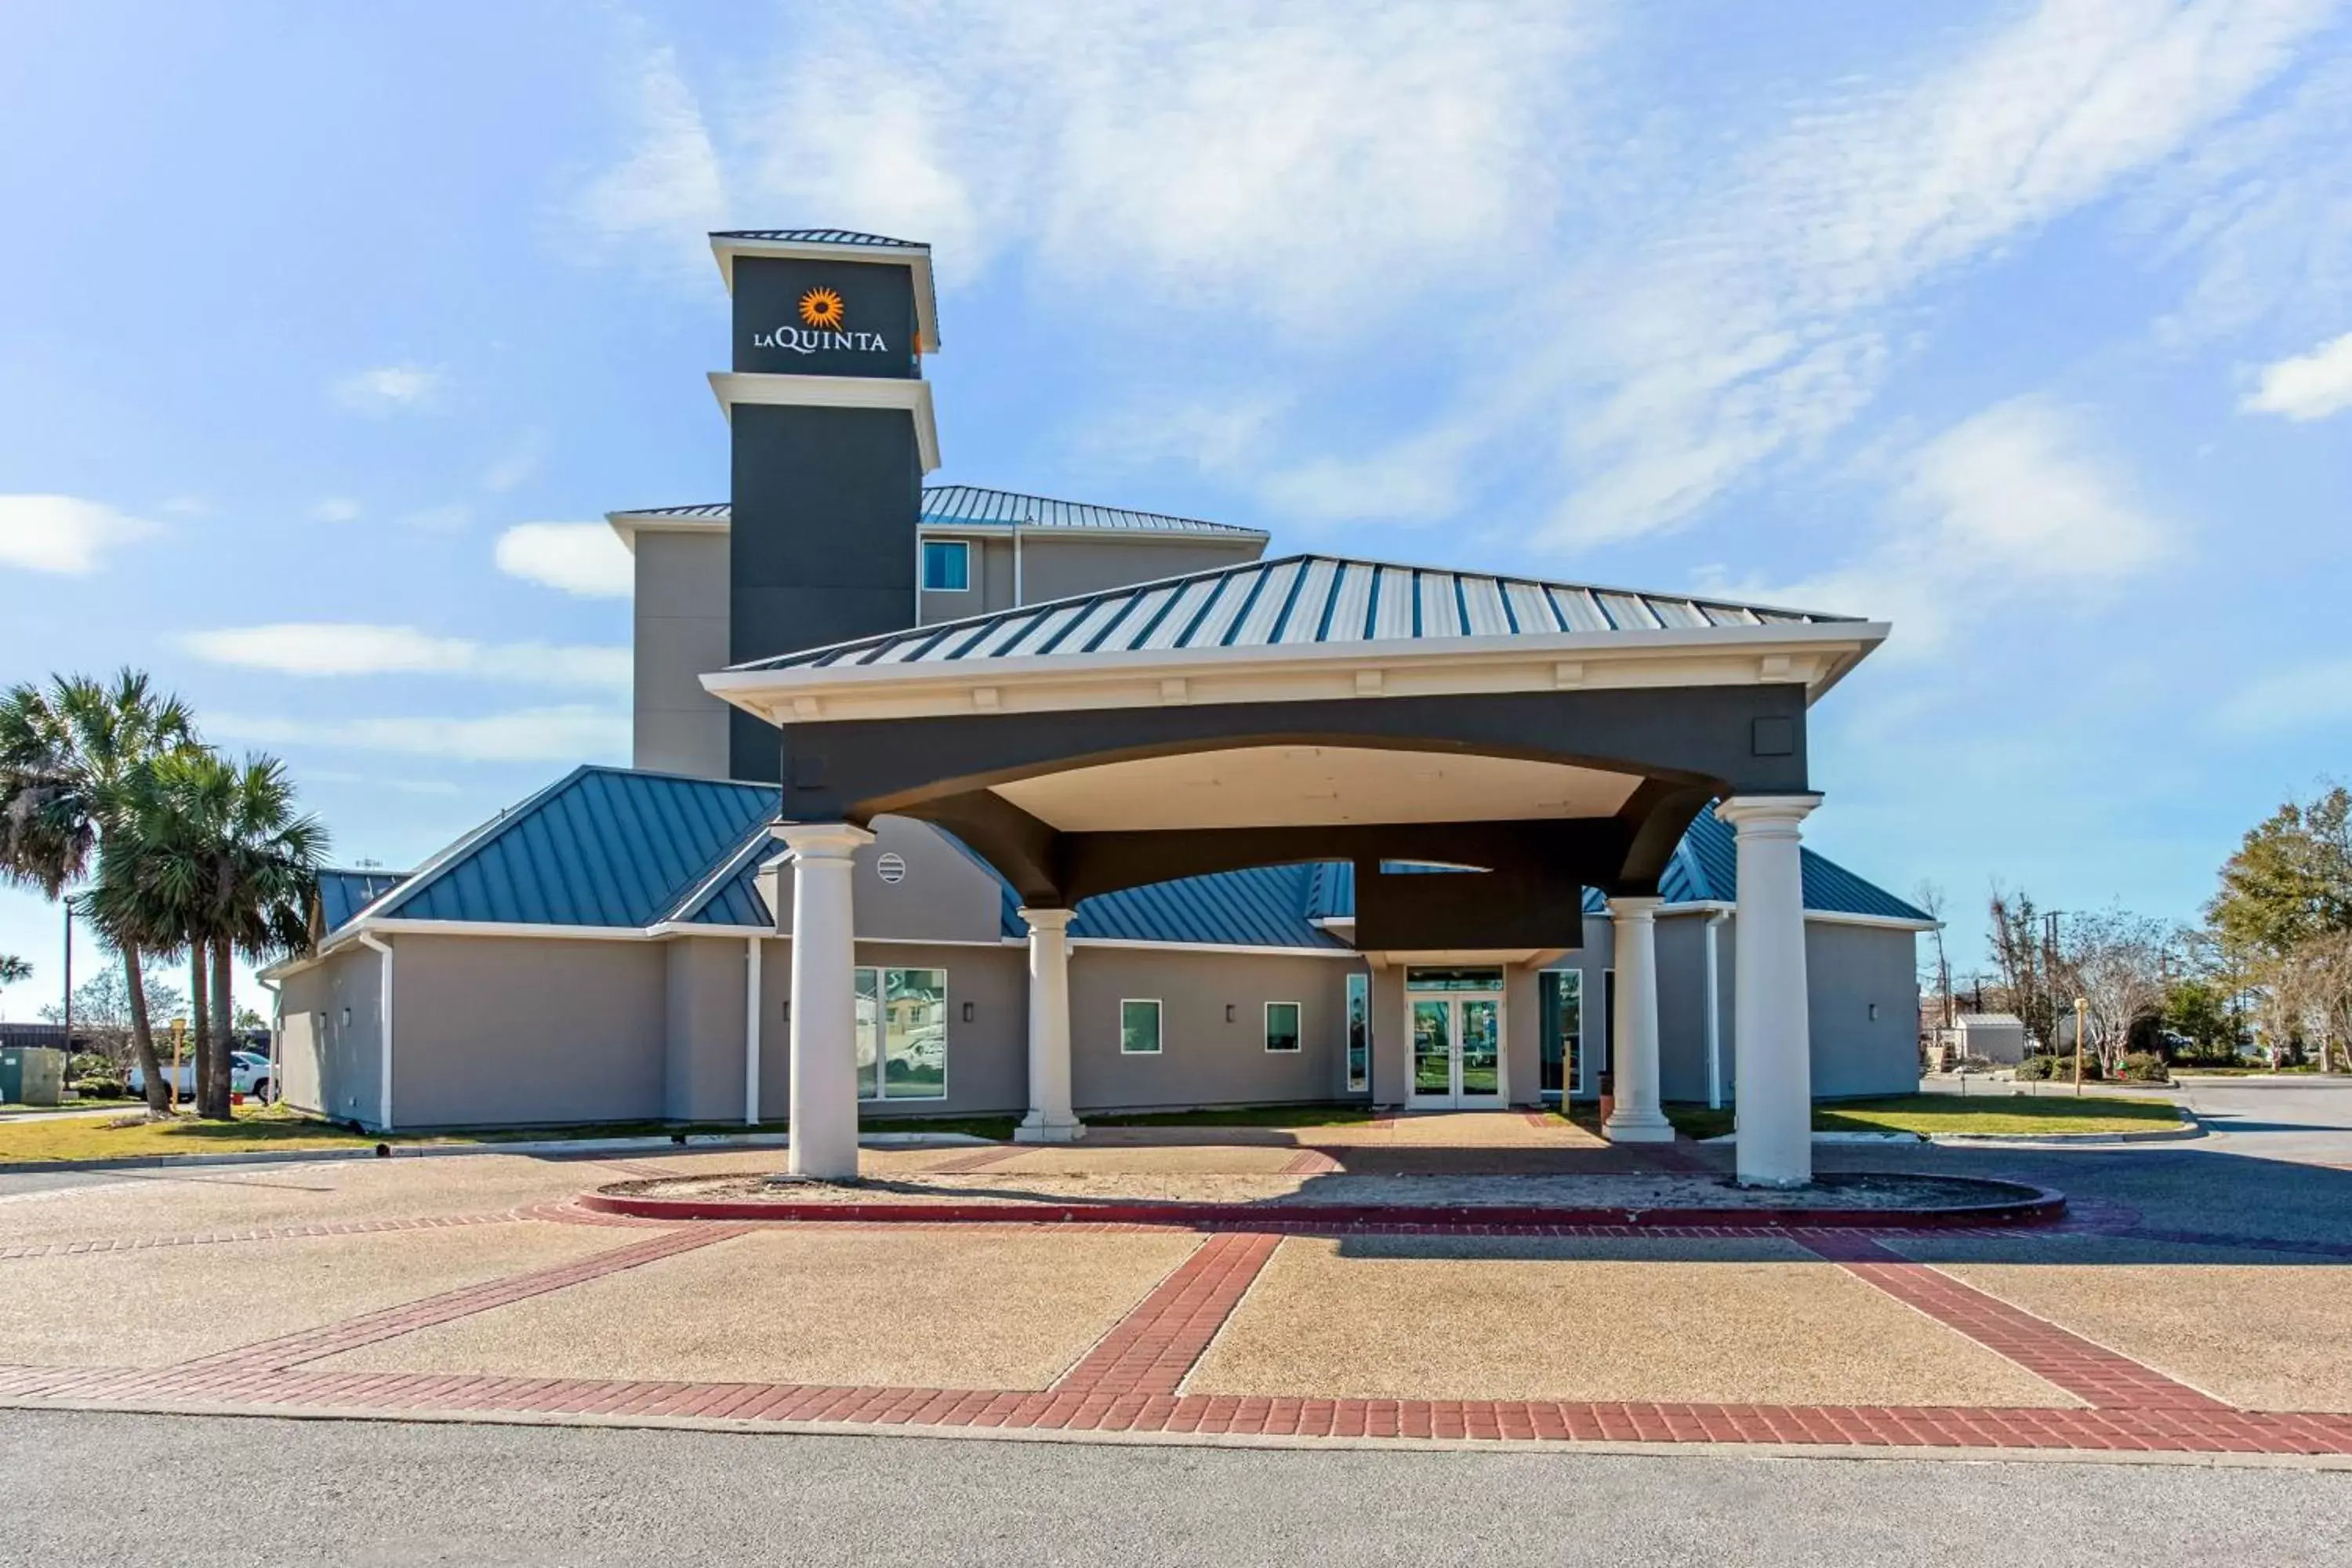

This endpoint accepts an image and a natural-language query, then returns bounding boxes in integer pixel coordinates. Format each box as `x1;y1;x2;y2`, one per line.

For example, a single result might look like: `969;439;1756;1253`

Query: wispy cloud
332;364;442;413
181;624;630;692
2220;655;2352;732
494;521;633;597
0;495;159;575
574;44;728;274
209;706;630;763
2241;329;2352;419
1727;396;2173;655
311;498;363;524
482;432;547;494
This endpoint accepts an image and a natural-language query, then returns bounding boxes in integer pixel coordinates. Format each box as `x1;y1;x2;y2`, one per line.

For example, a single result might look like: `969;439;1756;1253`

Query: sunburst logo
798;287;847;331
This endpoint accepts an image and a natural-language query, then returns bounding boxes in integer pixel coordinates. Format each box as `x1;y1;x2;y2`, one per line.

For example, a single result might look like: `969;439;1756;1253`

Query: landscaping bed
584;1168;2063;1229
1663;1093;2188;1142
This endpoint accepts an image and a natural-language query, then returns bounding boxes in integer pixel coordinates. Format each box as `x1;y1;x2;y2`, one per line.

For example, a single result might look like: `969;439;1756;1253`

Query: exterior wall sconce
1225;1004;1236;1022
963;1001;975;1022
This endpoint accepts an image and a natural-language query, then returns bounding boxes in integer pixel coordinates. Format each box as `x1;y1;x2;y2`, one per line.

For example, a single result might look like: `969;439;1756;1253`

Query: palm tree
92;750;325;1117
0;954;28;985
0;672;197;1118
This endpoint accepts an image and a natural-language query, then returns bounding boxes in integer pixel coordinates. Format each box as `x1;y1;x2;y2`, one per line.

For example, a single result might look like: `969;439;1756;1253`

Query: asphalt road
2179;1077;2352;1164
2;1408;2347;1568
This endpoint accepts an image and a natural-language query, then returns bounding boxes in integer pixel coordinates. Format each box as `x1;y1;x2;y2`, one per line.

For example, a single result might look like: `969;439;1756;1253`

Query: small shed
1952;1012;2027;1065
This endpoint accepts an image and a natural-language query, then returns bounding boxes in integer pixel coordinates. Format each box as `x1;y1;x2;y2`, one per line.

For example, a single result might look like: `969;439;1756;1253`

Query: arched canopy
702;552;1886;946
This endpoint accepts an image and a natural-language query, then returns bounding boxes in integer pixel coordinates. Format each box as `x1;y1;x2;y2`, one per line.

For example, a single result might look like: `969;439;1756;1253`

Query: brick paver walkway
6;1171;2350;1459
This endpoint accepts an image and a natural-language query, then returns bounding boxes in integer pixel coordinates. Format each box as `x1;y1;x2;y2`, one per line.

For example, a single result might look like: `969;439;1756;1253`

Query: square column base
1014;1116;1084;1145
1602;1111;1676;1144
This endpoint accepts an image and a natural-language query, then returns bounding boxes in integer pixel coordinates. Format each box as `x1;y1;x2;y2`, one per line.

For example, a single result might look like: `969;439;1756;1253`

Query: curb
577;1178;2067;1232
0;1129;985;1177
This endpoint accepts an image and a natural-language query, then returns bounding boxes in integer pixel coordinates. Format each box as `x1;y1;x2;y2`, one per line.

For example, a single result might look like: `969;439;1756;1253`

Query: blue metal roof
1286;816;1928;927
710;229;925;249
347;768;1922;943
316;869;407;931
737;553;1858;673
370;767;779;929
608;486;1266;539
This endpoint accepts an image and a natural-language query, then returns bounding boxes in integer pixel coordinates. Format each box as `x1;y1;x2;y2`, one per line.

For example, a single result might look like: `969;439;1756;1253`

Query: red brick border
1800;1233;2227;1411
924;1147;1028;1174
177;1223;750;1374
6;1361;2347;1454
0;1210;526;1261
1052;1232;1278;1399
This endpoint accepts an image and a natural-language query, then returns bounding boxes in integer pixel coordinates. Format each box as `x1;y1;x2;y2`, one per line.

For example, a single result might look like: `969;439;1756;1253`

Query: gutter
1703;909;1727;1112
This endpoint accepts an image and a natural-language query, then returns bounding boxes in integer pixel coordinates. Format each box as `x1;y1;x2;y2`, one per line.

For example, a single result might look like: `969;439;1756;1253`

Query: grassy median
1661;1093;2186;1141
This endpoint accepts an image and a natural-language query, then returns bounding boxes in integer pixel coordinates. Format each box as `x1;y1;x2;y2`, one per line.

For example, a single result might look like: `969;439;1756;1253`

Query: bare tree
1912;881;1951;1029
2050;908;2172;1075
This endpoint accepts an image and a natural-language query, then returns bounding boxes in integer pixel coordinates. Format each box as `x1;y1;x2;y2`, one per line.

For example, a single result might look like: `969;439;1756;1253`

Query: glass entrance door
1406;988;1506;1109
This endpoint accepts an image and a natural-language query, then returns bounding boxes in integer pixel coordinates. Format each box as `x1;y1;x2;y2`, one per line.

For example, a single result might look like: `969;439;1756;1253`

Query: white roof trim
1065;937;1360;959
706;372;941;474
705;619;1887;723
708;234;941;354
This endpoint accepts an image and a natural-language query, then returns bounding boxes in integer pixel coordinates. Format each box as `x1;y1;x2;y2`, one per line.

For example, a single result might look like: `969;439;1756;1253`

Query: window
855;967;948;1100
1120;998;1163;1054
1345;972;1370;1092
920;539;970;592
1265;1001;1301;1053
1538;970;1581;1099
1403;965;1506;992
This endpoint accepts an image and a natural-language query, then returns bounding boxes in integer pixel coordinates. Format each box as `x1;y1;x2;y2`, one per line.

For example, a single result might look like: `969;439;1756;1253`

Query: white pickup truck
126;1050;274;1103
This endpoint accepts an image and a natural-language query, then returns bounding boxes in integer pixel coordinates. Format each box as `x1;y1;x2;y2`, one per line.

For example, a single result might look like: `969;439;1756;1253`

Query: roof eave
702;620;1893;722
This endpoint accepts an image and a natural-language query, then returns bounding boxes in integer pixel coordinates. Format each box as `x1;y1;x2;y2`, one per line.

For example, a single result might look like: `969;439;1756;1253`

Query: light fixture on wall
963;1001;975;1022
1868;1003;1879;1021
1225;1004;1236;1022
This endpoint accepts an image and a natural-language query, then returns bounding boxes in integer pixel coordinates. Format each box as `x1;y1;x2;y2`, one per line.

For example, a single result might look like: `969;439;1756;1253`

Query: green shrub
71;1075;127;1100
2119;1052;2169;1083
2014;1054;2060;1080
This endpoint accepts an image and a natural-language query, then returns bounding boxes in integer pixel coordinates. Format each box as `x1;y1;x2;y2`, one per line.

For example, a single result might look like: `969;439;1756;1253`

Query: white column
743;935;764;1127
1602;896;1673;1142
781;822;874;1181
1014;907;1083;1143
1719;794;1820;1187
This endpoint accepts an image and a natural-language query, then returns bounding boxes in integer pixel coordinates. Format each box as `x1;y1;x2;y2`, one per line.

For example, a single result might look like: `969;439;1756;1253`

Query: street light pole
60;896;77;1068
2074;996;2088;1097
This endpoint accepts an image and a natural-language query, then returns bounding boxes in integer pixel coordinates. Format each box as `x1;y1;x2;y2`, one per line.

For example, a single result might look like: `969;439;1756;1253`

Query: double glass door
1409;992;1504;1108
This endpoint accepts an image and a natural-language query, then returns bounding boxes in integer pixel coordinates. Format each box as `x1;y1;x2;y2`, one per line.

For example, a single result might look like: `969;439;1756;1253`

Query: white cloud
2241;330;2352;420
1732;397;2173;655
332;364;441;412
181;624;630;692
312;498;363;524
2220;655;2352;732
209;706;630;763
0;495;158;575
574;45;728;273
495;521;633;597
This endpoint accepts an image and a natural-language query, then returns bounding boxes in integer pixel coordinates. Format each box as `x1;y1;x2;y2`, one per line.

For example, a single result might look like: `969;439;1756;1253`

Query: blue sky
3;0;2350;1020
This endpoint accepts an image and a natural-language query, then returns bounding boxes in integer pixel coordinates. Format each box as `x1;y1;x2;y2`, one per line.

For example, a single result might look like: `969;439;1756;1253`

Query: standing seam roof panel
1232;560;1305;646
1276;559;1342;644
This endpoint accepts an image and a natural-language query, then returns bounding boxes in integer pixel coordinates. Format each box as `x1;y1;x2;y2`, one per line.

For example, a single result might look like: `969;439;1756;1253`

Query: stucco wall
277;946;386;1127
764;816;1005;946
1067;947;1354;1112
389;935;667;1128
632;530;731;779
1792;920;1922;1098
753;937;1029;1120
1016;536;1265;604
665;936;753;1123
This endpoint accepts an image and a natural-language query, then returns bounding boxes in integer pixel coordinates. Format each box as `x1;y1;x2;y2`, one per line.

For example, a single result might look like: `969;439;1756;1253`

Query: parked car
126;1051;274;1104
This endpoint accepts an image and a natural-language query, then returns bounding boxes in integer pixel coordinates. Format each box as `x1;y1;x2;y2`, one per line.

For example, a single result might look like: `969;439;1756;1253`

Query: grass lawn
1661;1093;2186;1141
0;1105;1017;1164
1089;1102;1387;1130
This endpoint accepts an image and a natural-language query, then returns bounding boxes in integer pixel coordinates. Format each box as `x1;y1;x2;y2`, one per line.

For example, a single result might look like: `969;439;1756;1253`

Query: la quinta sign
752;285;894;355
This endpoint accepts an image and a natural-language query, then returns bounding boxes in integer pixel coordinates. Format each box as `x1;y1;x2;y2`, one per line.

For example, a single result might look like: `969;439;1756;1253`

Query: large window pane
1539;970;1581;1098
1265;1001;1301;1053
921;539;969;591
880;967;948;1099
854;968;881;1099
1345;972;1370;1092
1120;998;1162;1054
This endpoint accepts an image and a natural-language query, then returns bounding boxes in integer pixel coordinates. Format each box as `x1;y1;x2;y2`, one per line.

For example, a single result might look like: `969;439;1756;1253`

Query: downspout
355;931;394;1132
744;935;764;1127
1704;910;1727;1112
259;975;281;1105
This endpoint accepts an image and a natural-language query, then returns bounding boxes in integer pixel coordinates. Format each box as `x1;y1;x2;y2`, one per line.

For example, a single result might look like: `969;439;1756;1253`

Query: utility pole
2074;996;2088;1097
